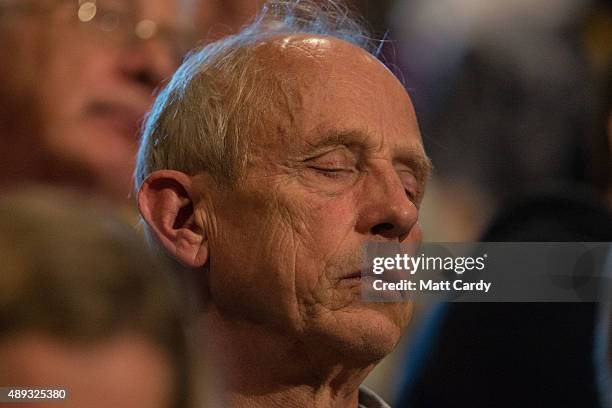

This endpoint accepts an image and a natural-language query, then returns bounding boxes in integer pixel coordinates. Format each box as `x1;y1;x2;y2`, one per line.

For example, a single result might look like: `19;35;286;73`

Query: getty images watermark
361;243;612;302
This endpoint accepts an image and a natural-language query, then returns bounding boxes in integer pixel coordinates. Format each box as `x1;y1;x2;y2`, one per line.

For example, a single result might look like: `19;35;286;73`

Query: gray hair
134;0;376;191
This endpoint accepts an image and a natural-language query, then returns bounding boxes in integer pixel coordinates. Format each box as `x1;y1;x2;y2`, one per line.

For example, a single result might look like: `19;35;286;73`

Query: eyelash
405;189;423;209
405;189;419;202
309;167;352;179
308;166;420;203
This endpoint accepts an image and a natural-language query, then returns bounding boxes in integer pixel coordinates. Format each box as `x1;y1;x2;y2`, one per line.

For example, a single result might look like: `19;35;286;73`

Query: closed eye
308;166;354;179
397;170;421;205
304;147;358;178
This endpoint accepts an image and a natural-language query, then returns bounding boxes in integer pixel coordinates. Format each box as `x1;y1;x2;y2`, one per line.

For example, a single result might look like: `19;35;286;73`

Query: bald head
255;33;394;86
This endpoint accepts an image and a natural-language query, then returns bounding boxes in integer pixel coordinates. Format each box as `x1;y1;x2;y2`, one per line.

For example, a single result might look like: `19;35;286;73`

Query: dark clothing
397;186;612;408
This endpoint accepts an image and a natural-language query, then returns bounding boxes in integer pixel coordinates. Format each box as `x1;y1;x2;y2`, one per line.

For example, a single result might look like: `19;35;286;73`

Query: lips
342;271;362;280
86;100;146;139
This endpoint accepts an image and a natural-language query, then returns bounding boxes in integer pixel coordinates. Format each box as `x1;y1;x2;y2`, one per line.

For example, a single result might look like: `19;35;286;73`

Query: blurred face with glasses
0;0;195;204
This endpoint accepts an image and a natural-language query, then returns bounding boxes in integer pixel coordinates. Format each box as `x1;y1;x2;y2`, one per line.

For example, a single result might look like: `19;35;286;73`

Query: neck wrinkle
203;307;375;408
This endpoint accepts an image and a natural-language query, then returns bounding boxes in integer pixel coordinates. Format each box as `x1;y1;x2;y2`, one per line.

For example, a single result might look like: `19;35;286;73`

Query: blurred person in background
392;1;612;407
393;0;601;240
0;187;211;408
196;0;263;40
0;0;195;206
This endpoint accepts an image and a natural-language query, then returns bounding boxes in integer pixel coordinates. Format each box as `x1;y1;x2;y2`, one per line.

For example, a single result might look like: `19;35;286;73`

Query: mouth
337;271;363;288
342;271;362;280
86;100;145;139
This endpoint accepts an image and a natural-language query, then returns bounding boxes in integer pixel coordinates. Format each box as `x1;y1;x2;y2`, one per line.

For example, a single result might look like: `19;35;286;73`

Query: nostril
371;222;394;235
133;70;157;89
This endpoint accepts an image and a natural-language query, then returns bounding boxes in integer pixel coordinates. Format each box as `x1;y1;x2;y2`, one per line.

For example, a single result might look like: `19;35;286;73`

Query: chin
308;302;413;366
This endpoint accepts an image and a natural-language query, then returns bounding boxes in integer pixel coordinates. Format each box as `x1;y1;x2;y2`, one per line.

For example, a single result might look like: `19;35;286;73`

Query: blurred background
0;0;611;407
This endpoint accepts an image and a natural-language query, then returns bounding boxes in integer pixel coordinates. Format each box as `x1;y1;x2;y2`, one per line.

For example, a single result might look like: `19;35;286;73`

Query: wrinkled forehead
247;34;421;151
253;34;386;83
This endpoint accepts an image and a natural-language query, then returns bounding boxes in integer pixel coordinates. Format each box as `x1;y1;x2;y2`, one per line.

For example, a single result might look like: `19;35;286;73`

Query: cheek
305;198;356;249
293;196;359;285
404;221;423;243
37;58;87;124
206;194;307;322
40;27;122;112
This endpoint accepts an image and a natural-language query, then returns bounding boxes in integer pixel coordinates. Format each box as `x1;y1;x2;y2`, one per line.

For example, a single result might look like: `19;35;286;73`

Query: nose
120;40;179;92
356;167;419;242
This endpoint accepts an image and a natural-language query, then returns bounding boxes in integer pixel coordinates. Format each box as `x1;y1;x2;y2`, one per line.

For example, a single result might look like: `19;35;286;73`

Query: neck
203;308;376;408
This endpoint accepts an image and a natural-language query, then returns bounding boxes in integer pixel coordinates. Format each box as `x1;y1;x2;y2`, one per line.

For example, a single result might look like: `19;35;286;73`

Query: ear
138;170;209;268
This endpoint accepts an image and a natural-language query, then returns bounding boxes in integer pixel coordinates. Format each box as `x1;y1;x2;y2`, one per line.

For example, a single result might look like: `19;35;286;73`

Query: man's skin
0;0;191;203
139;34;431;407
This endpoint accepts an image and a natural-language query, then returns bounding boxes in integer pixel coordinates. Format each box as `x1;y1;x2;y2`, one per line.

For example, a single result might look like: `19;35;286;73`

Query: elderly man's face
200;36;429;360
2;0;191;201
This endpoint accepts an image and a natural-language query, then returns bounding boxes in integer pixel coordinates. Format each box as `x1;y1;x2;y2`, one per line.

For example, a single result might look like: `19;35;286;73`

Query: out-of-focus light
135;20;157;40
77;2;97;23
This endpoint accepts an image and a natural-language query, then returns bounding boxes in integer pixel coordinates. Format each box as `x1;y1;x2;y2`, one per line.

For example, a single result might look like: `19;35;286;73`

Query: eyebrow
394;147;434;186
305;128;434;183
303;129;370;153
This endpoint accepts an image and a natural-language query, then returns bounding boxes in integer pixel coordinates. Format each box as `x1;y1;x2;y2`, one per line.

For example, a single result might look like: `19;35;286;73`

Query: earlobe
137;170;209;268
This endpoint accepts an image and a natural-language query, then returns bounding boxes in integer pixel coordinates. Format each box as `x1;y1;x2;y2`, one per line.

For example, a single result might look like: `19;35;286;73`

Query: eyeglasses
1;0;197;60
75;1;196;58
